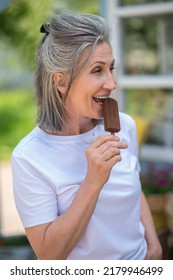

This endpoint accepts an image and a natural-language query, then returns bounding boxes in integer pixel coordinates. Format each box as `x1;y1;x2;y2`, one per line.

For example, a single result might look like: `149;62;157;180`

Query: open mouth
93;95;109;104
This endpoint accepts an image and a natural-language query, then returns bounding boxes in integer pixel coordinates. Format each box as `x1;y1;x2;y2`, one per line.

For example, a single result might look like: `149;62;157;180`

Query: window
100;0;173;162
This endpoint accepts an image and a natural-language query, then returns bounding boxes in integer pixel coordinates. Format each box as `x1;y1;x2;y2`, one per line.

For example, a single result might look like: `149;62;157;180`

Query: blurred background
0;0;173;259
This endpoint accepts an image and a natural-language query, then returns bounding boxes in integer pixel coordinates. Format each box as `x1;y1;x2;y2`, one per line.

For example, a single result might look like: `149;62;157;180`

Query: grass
0;89;36;161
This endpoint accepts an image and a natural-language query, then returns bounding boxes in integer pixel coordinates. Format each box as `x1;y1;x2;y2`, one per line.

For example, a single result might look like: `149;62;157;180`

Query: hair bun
40;23;50;34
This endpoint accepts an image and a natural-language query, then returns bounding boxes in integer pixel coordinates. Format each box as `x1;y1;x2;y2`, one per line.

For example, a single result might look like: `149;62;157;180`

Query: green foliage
126;89;157;117
54;0;99;14
0;0;99;70
0;0;53;69
0;89;36;161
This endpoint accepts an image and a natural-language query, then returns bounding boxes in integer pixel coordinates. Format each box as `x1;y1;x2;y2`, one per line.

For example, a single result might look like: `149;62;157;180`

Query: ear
54;72;68;94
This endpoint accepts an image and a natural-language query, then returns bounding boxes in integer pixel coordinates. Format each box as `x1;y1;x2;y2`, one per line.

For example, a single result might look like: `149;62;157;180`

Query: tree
53;0;99;14
0;0;99;69
0;0;53;68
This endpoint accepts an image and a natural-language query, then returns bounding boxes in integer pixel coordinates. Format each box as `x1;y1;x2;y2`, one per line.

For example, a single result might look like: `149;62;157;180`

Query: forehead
89;42;113;61
86;42;114;67
75;42;114;77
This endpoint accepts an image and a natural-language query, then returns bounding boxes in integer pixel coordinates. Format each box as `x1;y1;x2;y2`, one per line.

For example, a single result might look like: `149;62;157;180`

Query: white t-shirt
11;112;147;259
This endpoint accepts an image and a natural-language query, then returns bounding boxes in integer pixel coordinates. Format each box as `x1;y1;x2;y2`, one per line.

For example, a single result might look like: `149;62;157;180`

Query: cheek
92;76;105;90
66;76;104;108
86;77;104;94
65;91;85;112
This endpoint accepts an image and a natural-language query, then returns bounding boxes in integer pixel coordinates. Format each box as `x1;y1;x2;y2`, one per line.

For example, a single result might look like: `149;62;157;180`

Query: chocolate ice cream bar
103;98;121;134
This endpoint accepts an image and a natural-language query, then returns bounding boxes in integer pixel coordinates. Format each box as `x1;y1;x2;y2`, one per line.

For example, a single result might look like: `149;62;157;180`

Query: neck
62;118;97;135
41;119;98;136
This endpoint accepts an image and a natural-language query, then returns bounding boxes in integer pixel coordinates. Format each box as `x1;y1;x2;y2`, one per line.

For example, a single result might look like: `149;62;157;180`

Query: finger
101;147;121;162
118;142;128;149
96;140;117;154
99;140;128;155
91;135;120;149
106;153;122;167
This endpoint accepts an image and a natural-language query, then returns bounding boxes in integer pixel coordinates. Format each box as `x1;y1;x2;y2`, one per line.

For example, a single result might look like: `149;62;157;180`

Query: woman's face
65;42;117;124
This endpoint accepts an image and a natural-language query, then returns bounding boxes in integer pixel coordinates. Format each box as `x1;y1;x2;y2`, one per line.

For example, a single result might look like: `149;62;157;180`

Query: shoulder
12;127;39;159
119;112;138;149
119;112;136;131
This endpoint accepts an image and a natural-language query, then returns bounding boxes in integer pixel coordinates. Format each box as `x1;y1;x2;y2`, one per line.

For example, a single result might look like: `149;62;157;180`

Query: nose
103;72;117;91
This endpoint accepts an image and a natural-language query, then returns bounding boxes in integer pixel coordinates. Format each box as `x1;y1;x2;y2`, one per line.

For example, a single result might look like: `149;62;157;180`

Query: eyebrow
89;59;115;67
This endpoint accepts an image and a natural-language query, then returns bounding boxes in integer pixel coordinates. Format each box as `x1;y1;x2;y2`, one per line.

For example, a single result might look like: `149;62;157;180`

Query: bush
0;89;36;161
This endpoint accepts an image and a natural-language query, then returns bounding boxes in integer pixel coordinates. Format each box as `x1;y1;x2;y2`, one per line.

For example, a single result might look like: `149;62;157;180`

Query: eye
110;65;115;72
92;67;102;74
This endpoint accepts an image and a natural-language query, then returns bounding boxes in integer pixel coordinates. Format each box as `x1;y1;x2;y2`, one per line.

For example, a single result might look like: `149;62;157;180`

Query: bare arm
26;180;100;259
140;191;162;259
25;135;127;259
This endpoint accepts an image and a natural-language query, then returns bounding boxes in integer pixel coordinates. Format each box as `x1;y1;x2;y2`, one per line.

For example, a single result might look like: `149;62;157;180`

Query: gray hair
35;10;111;132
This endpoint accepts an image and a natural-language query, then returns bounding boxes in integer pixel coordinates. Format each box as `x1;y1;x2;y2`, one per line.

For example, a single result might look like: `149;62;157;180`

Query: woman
11;11;162;260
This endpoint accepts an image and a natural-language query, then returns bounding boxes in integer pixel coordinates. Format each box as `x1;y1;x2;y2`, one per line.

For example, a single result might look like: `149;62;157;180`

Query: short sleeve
11;154;58;228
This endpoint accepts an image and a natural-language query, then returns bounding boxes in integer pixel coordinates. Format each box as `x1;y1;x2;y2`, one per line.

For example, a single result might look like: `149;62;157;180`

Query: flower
140;163;173;195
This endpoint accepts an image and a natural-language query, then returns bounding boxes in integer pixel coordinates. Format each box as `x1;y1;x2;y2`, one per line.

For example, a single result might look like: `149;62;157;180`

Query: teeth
94;96;109;99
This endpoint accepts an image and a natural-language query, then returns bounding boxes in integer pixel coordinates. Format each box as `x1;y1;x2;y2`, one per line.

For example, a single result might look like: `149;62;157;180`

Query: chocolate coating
103;98;121;133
